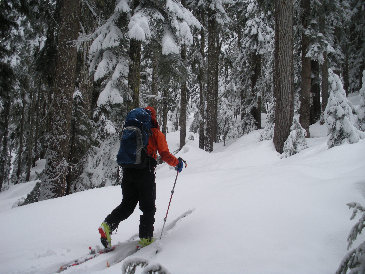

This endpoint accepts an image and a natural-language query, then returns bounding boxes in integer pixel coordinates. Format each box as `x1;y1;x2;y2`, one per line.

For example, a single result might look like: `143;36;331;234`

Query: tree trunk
299;0;311;137
38;0;80;201
129;38;142;110
198;10;205;150
65;1;96;194
162;88;168;136
310;60;321;124
250;53;262;129
25;89;36;182
128;0;141;110
273;0;294;154
33;83;41;166
0;79;11;191
16;87;26;183
343;52;349;95
179;44;187;149
238;28;244;121
205;7;218;152
151;43;160;108
213;32;220;142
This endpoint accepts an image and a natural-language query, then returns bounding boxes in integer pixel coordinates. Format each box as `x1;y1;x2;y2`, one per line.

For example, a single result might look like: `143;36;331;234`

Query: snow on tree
260;98;275;141
282;114;308;158
235;0;274;131
218;84;243;145
324;69;364;149
88;0;200;109
241;0;274;55
337;202;365;274
358;70;365;131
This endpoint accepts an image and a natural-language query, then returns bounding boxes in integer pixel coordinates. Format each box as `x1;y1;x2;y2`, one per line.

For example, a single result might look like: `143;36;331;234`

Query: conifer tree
358;70;365;131
191;0;229;152
337;202;365;274
260;98;275;141
239;0;273;130
324;69;363;148
0;0;23;190
282;114;308;158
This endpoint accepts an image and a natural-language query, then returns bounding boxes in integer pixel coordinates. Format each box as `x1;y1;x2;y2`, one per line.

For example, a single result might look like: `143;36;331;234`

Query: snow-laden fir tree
358;70;365;131
227;0;273;134
324;69;364;148
337;202;365;274
88;0;200;113
282;114;308;158
218;84;243;145
239;0;274;130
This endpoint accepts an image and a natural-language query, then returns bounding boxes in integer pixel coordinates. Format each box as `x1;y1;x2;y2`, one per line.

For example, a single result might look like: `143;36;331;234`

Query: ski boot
137;237;155;249
98;222;112;248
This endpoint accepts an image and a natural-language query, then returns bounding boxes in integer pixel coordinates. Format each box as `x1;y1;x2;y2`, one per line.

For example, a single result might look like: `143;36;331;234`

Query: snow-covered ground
1;121;365;274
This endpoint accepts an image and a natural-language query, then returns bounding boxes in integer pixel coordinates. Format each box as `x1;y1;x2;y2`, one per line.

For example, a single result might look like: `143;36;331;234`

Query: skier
98;106;184;248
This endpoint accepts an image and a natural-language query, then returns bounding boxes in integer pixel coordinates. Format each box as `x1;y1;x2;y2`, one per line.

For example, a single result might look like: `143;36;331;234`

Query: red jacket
145;106;178;167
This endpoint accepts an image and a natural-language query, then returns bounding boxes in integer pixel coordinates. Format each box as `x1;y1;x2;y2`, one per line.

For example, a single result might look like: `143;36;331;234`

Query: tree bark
179;44;187;149
319;14;329;119
299;0;311;137
343;52;349;95
198;10;205;150
151;43;160;108
128;0;141;110
162;88;168;136
129;38;142;110
213;31;220;143
39;0;80;200
310;60;321;124
273;0;294;154
25;88;36;182
16;87;26;183
205;7;218;152
250;53;262;129
33;83;41;165
65;0;96;194
0;70;11;191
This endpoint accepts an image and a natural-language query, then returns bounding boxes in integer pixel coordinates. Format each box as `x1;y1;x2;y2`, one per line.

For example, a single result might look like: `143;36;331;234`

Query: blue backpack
117;108;152;168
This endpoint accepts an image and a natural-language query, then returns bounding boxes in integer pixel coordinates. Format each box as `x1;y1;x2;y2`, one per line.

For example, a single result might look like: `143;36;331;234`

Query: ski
57;210;193;272
57;246;117;272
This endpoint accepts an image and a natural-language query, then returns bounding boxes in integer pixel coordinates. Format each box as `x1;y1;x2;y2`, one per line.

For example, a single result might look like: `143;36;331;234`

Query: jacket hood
145;106;157;120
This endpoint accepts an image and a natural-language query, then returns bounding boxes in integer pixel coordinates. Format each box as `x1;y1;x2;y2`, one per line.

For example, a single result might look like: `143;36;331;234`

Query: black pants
105;164;156;239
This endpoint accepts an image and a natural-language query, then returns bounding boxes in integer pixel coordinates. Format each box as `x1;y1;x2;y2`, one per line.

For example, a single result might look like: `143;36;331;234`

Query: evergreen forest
1;0;364;202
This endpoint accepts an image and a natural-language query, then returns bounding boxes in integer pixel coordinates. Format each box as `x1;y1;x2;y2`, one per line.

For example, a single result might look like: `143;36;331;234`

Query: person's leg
104;169;138;231
138;168;156;239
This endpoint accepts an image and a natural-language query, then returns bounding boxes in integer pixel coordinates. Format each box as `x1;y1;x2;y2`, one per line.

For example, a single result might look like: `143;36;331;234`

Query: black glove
175;157;184;173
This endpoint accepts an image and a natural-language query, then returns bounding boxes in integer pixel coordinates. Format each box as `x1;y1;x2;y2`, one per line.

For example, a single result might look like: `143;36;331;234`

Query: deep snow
1;121;365;274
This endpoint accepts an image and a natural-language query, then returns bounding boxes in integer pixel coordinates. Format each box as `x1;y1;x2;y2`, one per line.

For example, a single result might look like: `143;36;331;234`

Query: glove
175;157;184;173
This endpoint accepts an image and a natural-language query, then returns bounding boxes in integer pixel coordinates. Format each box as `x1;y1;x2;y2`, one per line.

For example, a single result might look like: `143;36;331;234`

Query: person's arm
155;130;179;167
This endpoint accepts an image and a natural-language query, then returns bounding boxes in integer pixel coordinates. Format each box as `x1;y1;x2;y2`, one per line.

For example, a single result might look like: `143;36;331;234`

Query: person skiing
98;106;184;248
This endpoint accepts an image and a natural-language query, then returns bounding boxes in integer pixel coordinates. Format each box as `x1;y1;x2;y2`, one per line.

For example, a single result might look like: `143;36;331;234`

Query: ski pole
159;159;187;240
